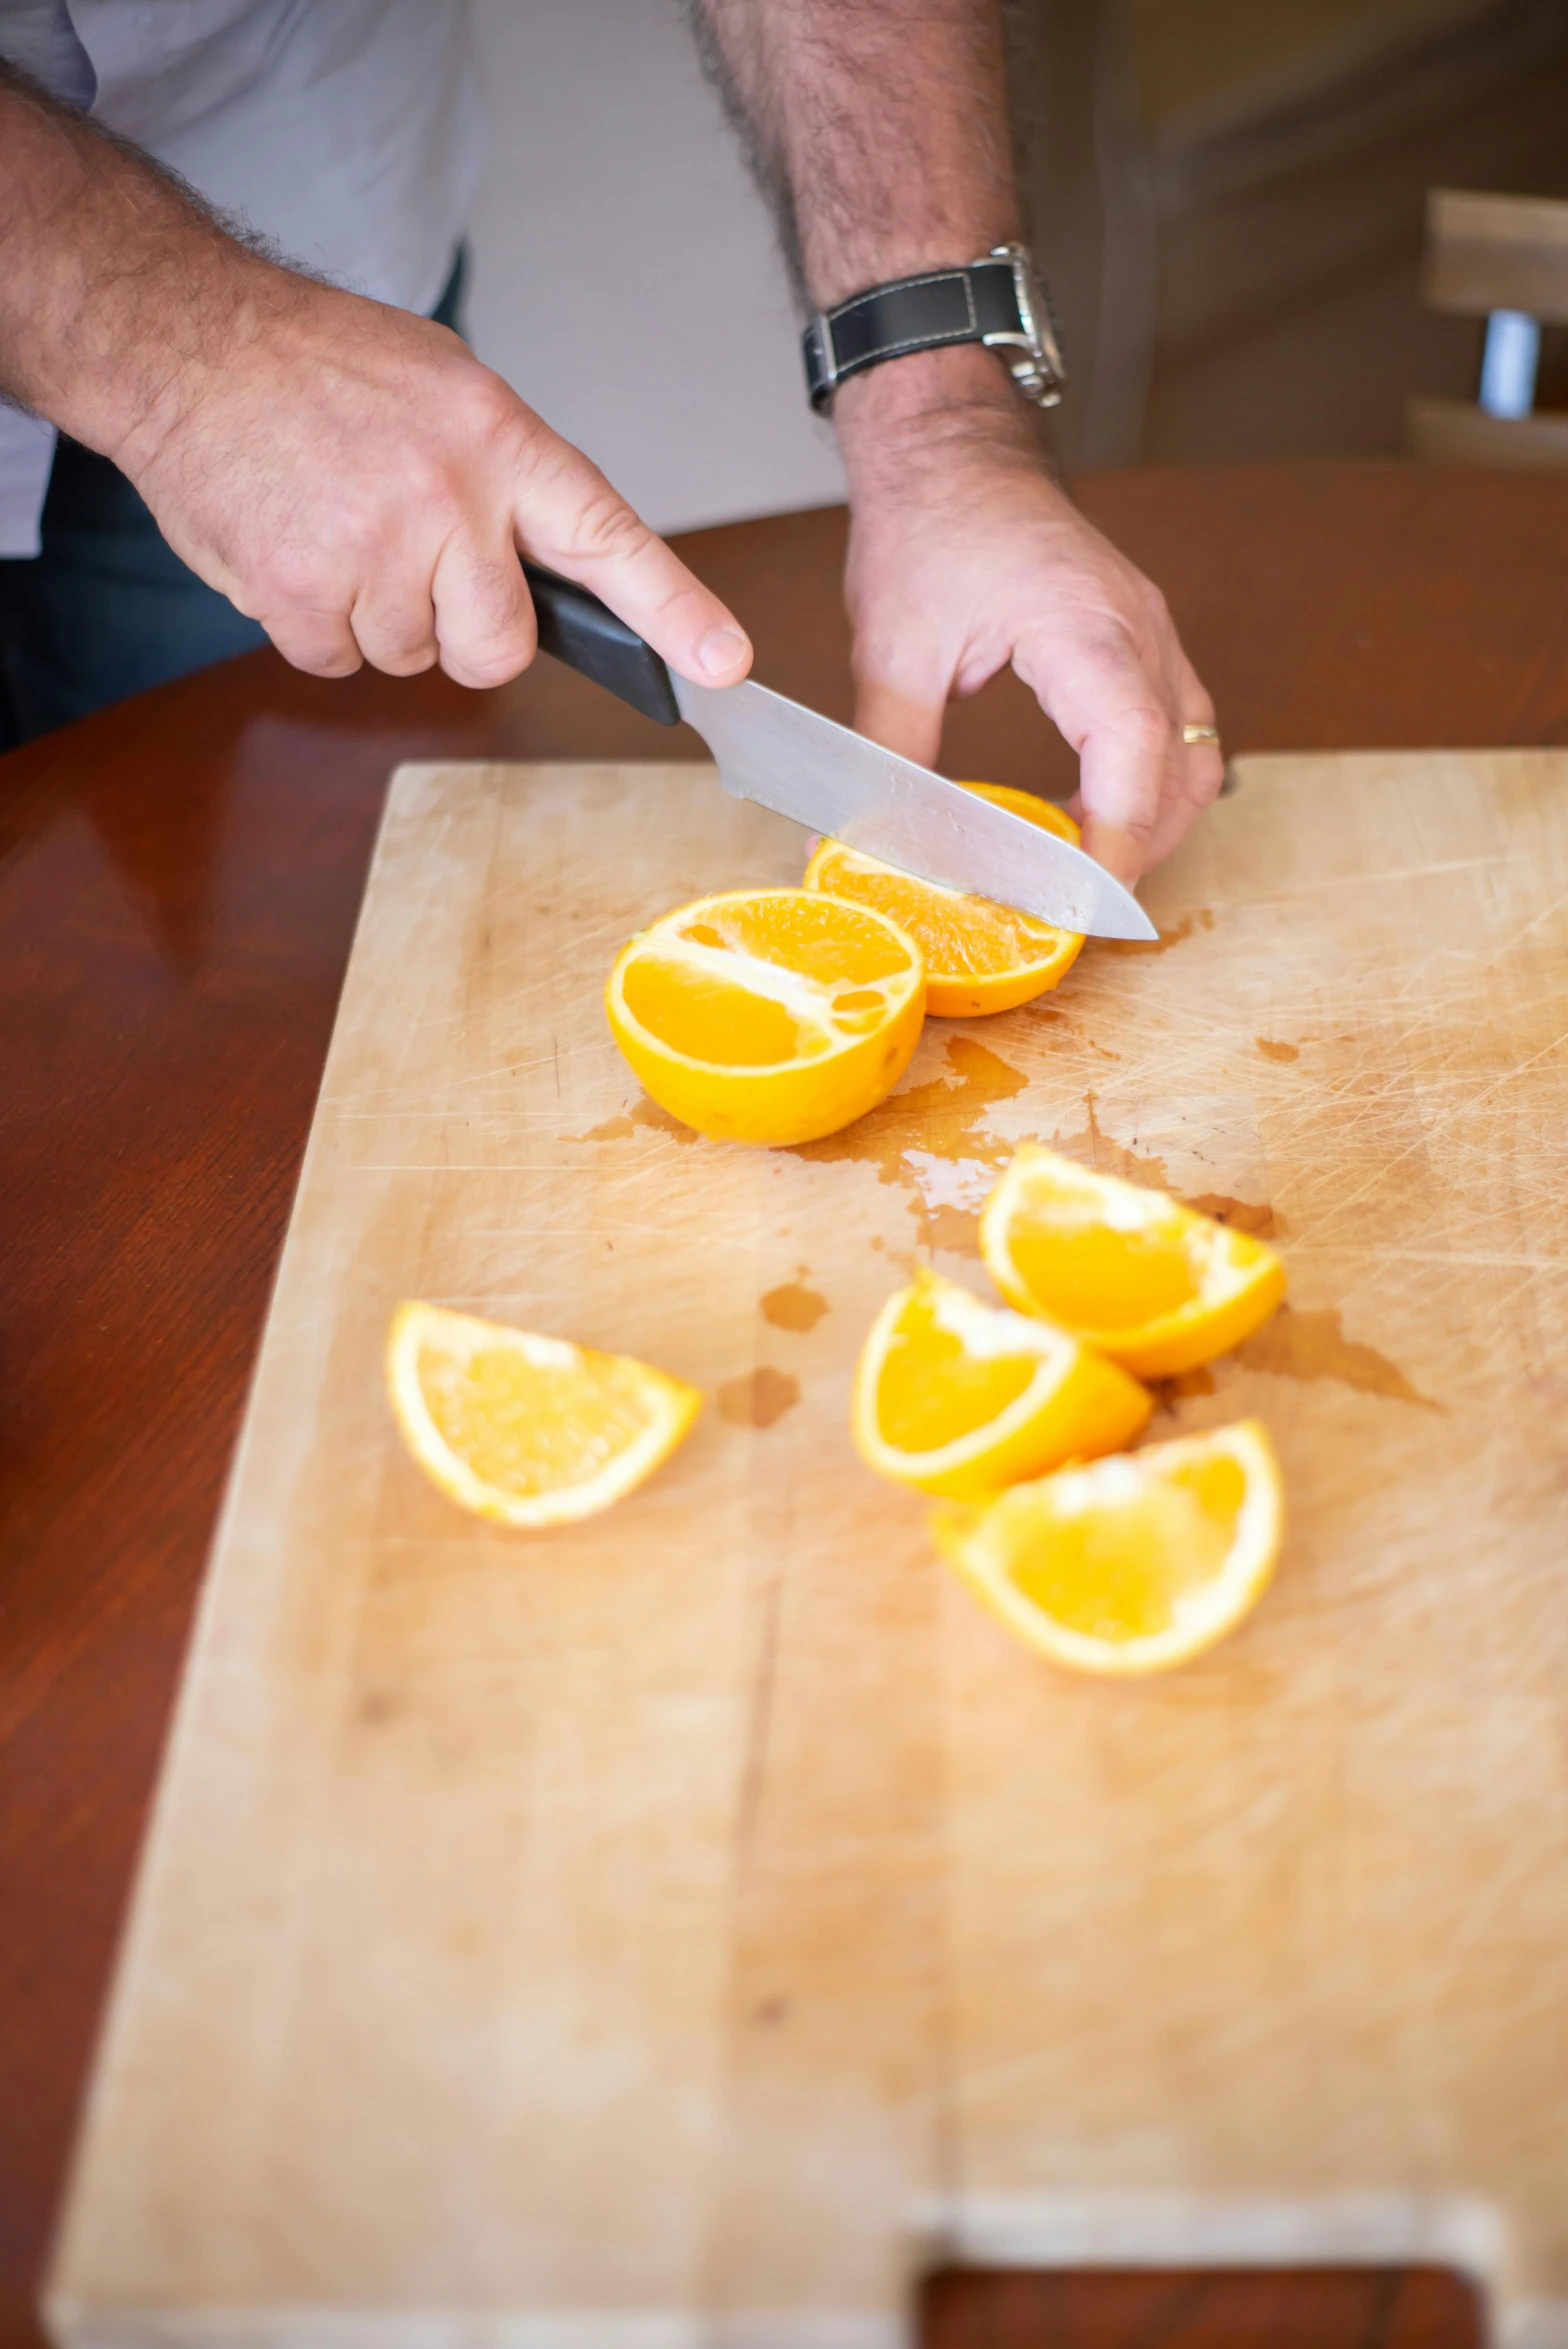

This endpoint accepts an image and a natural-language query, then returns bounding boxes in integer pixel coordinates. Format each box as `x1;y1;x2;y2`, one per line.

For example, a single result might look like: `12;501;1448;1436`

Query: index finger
1075;700;1175;884
514;426;752;688
1019;629;1175;885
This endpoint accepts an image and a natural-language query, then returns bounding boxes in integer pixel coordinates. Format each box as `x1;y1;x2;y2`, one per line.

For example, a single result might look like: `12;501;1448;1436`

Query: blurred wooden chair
1409;187;1568;466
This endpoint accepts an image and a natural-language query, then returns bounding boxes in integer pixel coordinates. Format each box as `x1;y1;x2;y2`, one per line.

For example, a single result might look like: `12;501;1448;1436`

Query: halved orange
933;1419;1283;1674
387;1303;701;1526
852;1269;1151;1499
980;1146;1286;1377
802;782;1083;1017
606;887;925;1146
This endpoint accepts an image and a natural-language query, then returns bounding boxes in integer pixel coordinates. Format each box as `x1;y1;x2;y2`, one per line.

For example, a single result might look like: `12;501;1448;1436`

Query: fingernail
698;625;749;679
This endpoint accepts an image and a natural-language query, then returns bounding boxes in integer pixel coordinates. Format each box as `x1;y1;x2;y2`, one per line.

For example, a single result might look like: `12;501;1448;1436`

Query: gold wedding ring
1183;723;1221;745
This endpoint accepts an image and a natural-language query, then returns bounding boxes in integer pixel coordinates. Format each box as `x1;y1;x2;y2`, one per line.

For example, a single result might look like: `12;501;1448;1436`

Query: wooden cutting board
49;752;1568;2349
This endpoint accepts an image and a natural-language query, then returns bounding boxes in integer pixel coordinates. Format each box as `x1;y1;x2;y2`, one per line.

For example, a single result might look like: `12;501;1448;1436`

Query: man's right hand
124;276;753;691
0;66;752;693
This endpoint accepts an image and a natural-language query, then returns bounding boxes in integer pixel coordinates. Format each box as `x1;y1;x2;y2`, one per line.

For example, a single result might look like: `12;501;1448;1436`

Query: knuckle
1138;579;1172;631
851;623;941;694
397;448;465;518
272;632;360;680
436;558;535;684
371;637;438;678
462;550;530;629
850;644;903;694
443;638;536;689
1117;702;1173;759
255;540;335;609
1061;614;1153;687
453;367;524;449
556;486;652;567
340;504;397;564
351;593;439;674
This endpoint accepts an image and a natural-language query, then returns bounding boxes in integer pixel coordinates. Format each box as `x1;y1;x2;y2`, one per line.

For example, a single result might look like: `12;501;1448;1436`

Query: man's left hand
835;352;1223;886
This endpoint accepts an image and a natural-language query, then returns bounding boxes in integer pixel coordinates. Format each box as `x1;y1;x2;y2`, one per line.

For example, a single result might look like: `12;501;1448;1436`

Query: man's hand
123;280;752;691
837;350;1222;884
0;66;751;692
694;0;1219;882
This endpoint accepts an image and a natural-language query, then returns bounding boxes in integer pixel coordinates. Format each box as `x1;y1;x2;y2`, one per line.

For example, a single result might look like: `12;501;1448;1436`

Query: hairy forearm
692;0;1034;474
695;3;1219;875
692;0;1016;304
0;65;286;466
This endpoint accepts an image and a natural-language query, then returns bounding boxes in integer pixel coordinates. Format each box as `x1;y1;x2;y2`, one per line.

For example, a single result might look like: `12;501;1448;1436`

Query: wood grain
6;464;1564;2349
48;747;1568;2347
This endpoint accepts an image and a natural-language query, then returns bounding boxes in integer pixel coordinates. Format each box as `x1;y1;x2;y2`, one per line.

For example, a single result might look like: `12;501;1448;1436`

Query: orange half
605;887;925;1146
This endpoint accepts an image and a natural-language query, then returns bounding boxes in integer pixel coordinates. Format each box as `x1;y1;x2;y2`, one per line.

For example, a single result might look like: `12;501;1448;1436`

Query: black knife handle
520;559;680;726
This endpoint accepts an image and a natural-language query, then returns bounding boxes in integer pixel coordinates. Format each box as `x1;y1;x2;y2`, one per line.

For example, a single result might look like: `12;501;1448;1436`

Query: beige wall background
464;0;845;536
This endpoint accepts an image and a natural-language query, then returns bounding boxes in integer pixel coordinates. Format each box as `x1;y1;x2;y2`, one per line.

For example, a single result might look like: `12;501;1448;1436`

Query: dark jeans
0;249;466;753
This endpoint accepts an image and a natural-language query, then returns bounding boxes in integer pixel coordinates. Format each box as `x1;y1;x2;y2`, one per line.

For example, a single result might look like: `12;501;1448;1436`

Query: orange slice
606;887;925;1146
852;1269;1151;1499
803;781;1083;1016
980;1145;1286;1377
387;1303;701;1526
933;1419;1282;1674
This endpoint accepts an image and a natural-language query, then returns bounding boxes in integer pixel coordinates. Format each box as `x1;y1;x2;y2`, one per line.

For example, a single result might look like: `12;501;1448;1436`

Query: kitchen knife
520;559;1158;942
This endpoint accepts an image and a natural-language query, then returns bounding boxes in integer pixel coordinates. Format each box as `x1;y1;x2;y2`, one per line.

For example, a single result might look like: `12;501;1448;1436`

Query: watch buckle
981;241;1066;408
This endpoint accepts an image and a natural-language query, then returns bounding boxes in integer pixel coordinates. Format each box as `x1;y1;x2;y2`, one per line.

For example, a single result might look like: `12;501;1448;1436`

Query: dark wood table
6;461;1564;2349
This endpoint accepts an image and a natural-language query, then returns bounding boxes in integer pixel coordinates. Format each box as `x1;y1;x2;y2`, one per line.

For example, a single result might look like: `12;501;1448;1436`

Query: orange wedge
980;1145;1286;1377
934;1419;1283;1674
803;781;1083;1016
387;1303;701;1526
852;1269;1151;1499
606;887;925;1146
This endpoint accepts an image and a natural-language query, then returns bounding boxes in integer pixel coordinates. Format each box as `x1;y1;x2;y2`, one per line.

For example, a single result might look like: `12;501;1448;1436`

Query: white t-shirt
0;0;482;555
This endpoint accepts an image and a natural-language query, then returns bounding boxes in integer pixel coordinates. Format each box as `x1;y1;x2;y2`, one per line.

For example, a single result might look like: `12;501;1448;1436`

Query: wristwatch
803;242;1066;413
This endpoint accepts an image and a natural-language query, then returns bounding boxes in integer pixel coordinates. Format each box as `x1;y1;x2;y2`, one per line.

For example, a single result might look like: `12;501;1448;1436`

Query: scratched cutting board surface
51;754;1568;2349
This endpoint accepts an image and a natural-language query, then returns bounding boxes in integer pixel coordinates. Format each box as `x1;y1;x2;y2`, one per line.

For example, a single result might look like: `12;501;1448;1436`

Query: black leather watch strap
803;246;1064;413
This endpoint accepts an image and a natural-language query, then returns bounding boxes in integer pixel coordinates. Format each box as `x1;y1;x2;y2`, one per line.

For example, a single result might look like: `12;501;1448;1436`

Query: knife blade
521;559;1158;943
